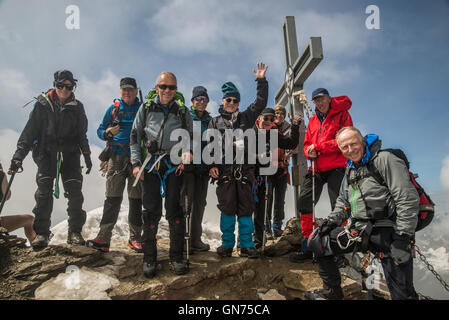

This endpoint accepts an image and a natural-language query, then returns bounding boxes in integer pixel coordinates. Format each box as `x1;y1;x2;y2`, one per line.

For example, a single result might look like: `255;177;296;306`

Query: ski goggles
225;98;239;104
194;96;209;103
157;84;177;91
56;83;75;91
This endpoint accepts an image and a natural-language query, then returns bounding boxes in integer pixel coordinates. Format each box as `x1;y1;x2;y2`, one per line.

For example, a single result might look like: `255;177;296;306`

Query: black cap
191;86;209;101
54;69;77;84
311;88;329;100
120;77;137;89
261;108;275;116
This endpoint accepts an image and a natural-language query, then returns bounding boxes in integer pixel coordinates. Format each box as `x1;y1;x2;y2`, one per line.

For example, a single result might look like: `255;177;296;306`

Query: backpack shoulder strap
111;99;121;120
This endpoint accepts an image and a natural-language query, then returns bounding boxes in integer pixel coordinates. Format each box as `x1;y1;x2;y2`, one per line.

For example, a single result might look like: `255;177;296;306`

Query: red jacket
303;96;353;172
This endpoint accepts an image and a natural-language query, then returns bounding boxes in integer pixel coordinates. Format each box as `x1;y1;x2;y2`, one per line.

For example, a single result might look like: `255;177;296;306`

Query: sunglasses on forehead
225;98;239;104
56;83;75;91
157;84;177;91
194;97;209;103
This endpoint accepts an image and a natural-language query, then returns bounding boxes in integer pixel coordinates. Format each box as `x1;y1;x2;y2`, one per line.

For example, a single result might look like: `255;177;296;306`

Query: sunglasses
263;116;274;122
157;84;177;91
225;98;239;104
194;97;209;103
56;83;75;91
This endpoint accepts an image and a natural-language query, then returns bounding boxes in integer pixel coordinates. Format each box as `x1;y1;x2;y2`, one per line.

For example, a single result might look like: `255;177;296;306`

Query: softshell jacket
304;96;353;172
328;134;419;237
13;89;90;163
130;96;193;167
208;78;268;176
97;98;141;156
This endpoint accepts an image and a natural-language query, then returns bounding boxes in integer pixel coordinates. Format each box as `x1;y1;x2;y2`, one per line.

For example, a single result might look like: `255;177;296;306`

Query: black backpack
367;149;435;231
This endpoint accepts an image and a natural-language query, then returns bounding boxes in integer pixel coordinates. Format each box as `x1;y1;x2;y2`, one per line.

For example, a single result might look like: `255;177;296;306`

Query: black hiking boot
86;237;110;252
239;247;259;259
217;245;233;257
143;256;157;278
289;250;313;262
192;240;210;252
31;234;50;250
67;232;86;245
305;286;344;300
170;260;188;275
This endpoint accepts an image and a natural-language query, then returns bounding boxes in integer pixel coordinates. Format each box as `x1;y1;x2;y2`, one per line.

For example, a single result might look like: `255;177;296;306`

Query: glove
9;159;23;173
390;233;413;265
318;219;337;236
83;153;92;174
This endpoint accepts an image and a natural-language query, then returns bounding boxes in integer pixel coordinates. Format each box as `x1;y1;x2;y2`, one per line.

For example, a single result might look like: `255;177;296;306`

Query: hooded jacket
303;96;353;172
328;134;419;237
13;89;90;163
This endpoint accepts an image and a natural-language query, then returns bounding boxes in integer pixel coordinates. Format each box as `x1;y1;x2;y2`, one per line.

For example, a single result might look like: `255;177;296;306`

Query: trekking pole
0;170;16;216
262;175;270;253
312;159;316;230
184;192;191;268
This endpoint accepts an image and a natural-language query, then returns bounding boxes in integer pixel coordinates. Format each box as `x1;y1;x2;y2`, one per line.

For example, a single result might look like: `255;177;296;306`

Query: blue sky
1;0;448;217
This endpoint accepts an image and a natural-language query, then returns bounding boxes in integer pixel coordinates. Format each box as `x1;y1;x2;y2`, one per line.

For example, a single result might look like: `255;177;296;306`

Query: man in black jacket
208;62;268;259
9;70;92;250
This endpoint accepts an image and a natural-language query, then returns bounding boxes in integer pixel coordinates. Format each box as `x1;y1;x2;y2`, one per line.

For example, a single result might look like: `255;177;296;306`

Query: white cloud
440;156;449;190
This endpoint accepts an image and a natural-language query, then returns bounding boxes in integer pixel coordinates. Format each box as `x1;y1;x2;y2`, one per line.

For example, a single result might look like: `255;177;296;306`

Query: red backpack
368;149;435;231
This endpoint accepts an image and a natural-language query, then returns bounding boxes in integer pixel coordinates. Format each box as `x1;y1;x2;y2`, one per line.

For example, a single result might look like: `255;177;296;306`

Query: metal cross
274;16;323;218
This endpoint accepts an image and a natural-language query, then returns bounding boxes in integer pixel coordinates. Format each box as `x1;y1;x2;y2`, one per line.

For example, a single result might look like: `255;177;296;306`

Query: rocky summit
0;219;390;300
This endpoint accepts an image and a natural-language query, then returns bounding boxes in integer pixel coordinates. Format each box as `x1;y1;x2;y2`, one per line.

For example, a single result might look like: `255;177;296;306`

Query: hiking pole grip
0;171;16;216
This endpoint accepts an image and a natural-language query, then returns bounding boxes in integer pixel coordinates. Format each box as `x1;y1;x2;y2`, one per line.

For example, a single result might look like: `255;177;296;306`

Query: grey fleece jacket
130;97;193;167
328;136;419;237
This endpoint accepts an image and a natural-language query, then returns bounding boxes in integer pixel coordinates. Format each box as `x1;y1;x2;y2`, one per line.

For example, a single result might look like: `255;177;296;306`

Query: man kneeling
307;126;419;300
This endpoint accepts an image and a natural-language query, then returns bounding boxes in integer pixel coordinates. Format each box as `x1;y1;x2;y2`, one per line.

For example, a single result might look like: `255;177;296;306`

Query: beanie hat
191;86;209;101
274;105;286;116
221;82;240;101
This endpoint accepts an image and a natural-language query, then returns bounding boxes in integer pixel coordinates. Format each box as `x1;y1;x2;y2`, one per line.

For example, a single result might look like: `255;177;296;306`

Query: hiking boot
128;240;143;253
265;230;274;241
86;237;110;252
67;232;86;246
217;245;233;257
170;260;188;275
143;256;157;278
305;286;344;300
31;234;50;250
289;250;313;263
273;228;283;238
192;240;210;252
239;247;259;259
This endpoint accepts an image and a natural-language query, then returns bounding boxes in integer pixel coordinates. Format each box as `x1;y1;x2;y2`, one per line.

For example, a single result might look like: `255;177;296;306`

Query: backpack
367;148;435;232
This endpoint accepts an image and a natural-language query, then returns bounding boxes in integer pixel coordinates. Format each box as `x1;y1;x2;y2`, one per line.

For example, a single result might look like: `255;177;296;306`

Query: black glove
390;233;413;265
9;159;23;173
318;219;337;236
83;153;92;174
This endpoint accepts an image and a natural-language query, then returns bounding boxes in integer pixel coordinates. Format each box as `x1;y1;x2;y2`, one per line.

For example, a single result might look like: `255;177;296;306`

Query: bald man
130;72;193;278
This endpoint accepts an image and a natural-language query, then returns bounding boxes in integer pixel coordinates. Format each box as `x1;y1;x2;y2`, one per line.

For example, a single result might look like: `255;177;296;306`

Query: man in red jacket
290;88;353;262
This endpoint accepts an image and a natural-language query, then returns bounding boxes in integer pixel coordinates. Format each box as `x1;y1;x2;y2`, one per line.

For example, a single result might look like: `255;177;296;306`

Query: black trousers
318;226;418;300
33;152;86;236
297;167;345;214
180;172;209;243
267;174;288;225
141;169;184;261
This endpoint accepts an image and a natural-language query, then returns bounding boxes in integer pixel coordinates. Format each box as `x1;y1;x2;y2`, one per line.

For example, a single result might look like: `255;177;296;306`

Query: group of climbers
3;66;422;300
